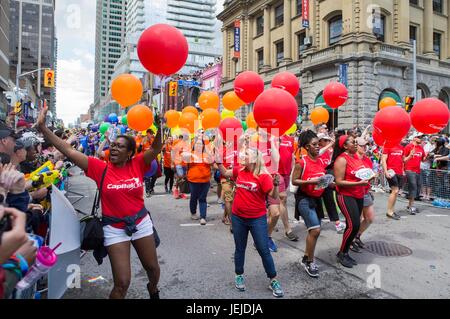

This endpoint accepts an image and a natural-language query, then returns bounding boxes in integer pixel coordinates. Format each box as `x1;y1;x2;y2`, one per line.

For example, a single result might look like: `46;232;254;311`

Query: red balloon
372;130;401;148
137;24;189;76
219;118;243;143
253;88;298;136
410;98;450;134
234;71;264;104
373;107;411;141
271;72;300;97
323;82;348;109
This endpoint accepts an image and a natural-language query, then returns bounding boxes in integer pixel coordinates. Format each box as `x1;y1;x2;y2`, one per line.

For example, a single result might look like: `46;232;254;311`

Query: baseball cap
0;122;21;139
317;133;332;141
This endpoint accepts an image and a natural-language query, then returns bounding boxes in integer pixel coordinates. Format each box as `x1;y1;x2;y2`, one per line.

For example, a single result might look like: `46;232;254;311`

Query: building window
329;15;343;45
275;4;284;27
257;49;264;71
256;15;264;36
409;25;417;44
298;31;306;59
433;0;443;13
433;32;441;58
276;41;284;66
409;0;418;5
373;15;385;42
296;0;302;16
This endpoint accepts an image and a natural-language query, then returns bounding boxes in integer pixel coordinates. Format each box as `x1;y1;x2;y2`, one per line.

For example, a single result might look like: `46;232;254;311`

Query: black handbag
80;166;108;251
179;177;191;194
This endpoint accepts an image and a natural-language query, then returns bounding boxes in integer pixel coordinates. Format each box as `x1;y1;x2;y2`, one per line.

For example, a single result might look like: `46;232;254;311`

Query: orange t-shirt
163;144;172;168
187;161;211;183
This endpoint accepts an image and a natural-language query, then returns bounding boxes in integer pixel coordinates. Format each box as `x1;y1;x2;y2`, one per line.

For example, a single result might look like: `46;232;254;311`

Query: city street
64;170;450;299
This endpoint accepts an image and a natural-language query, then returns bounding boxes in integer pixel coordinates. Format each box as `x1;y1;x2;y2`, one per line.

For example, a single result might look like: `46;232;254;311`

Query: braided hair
297;130;318;150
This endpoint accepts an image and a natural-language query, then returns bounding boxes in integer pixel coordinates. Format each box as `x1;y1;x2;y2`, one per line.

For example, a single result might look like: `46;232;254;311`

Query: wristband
2;261;23;280
13;254;29;277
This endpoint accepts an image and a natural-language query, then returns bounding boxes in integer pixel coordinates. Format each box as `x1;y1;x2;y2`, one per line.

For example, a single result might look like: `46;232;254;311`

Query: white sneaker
200;218;207;225
335;221;346;234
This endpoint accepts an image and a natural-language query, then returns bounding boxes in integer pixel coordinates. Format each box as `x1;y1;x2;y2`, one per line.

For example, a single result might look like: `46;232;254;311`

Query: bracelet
13;254;29;277
2;261;23;280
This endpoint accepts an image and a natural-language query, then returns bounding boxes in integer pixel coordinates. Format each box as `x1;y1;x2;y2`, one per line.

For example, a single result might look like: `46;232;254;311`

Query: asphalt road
63;170;450;299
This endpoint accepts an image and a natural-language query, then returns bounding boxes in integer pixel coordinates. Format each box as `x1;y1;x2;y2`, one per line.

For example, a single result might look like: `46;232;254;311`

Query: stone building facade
218;0;450;131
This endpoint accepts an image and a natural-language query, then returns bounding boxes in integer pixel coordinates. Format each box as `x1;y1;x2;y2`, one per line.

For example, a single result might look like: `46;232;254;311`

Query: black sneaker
285;231;299;242
387;212;401;220
354;237;365;249
345;253;358;266
150;290;160;299
300;258;319;278
337;252;353;268
407;207;416;215
350;243;362;253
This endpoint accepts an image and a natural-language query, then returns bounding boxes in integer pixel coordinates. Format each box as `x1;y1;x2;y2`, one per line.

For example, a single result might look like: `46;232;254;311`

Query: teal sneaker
235;275;245;291
269;279;284;298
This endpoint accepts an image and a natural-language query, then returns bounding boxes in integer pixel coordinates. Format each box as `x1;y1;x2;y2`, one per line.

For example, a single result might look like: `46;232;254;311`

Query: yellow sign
14;101;22;114
169;81;178;97
44;69;55;88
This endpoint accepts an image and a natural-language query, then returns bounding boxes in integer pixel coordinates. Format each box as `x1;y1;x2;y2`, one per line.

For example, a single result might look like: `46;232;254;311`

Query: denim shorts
176;165;187;177
363;192;374;207
297;198;321;231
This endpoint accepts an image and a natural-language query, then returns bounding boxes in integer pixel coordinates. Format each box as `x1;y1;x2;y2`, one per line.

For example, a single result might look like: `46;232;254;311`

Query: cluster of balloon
99;122;111;135
121;115;128;126
410;98;450;134
373;106;411;146
179;111;197;134
127;105;154;132
164;110;181;129
198;91;220;110
222;91;245;111
108;113;118;124
246;112;258;129
221;109;235;119
182;106;199;117
111;74;143;108
234;71;264;104
137;24;189;76
310;107;330;125
219;118;243;144
271;72;300;97
200;109;221;130
253;88;298;136
323;82;348;109
379;97;397;110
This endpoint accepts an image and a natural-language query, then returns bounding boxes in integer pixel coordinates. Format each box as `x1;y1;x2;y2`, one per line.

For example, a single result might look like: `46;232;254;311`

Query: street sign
169;81;178;97
339;64;348;87
44;69;55;88
14;101;22;114
177;80;200;87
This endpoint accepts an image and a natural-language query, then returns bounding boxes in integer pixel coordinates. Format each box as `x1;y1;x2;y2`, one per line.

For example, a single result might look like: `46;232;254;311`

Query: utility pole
412;40;417;101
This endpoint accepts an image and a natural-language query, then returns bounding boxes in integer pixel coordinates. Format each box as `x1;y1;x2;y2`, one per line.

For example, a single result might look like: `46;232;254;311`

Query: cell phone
0;214;12;232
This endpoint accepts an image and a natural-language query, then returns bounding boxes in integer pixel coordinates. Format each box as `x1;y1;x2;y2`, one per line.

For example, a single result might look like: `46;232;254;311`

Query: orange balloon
310;107;330;125
179;112;197;134
223;91;245;111
201;109;221;130
127;105;154;131
164;110;180;129
182;106;199;117
246;112;258;129
111;74;143;108
198;91;220;110
379;97;397;109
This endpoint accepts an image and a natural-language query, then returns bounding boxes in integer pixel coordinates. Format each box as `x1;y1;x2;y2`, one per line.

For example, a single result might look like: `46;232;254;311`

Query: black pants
315;187;339;222
336;194;363;254
144;176;158;194
164;167;175;190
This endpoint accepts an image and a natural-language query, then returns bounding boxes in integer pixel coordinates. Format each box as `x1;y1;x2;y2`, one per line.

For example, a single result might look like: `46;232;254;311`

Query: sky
56;0;225;126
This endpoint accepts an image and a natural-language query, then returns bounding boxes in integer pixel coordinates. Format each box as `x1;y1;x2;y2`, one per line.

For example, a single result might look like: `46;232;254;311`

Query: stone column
246;15;253;71
283;0;292;63
262;5;272;71
222;27;229;79
423;0;435;55
397;0;411;46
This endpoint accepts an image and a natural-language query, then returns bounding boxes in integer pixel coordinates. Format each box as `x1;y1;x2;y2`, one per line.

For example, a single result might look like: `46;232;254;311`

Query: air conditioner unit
304;36;312;46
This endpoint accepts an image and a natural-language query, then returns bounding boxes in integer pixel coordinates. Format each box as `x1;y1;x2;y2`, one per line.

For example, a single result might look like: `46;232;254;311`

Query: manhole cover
364;241;412;257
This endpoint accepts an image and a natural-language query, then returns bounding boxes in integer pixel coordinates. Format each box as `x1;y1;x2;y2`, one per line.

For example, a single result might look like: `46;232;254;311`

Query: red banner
302;0;309;28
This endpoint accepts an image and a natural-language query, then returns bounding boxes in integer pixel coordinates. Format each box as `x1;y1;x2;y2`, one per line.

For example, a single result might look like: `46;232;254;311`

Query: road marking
425;214;448;217
180;224;215;227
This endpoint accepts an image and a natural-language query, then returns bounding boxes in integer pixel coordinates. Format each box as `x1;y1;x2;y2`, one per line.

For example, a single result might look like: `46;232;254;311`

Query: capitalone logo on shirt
107;178;142;190
236;181;258;192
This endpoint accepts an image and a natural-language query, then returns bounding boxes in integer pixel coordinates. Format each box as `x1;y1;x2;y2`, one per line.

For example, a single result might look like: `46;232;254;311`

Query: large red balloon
373;107;411;142
323;82;348;109
410;98;450;134
271;72;300;97
253;88;298;136
234;71;264;104
137;24;189;76
373;130;401;148
219;118;243;143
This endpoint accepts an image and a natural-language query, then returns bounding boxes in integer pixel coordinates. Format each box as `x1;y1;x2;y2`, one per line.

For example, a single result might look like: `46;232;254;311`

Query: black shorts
387;174;404;188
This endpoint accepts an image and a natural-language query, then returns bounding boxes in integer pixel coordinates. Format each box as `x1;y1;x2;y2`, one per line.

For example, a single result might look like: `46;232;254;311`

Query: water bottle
15;246;58;291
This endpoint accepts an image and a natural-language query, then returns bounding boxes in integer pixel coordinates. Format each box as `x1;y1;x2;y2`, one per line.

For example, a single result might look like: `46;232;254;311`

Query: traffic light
405;96;415;113
44;69;55;88
14;101;22;114
169;81;178;97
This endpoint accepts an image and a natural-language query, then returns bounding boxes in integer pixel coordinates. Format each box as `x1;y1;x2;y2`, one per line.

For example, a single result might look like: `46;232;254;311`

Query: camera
0;214;12;232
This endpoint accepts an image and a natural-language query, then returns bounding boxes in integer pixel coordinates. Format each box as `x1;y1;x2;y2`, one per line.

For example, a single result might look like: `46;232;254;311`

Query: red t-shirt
278;135;295;175
85;154;150;229
297;156;326;198
384;145;404;175
404;143;425;174
318;148;333;168
335;153;366;199
232;166;273;219
361;155;373;194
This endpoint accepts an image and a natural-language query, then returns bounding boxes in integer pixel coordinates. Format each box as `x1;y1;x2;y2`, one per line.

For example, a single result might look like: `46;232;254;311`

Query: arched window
329;15;343;45
378;89;402;110
417;84;430;100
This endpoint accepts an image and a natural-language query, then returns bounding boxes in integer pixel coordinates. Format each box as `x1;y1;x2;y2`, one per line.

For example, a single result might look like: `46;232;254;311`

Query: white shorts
103;215;154;247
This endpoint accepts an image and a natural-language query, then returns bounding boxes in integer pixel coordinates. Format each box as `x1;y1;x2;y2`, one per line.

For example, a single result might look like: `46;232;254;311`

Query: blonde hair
240;147;269;177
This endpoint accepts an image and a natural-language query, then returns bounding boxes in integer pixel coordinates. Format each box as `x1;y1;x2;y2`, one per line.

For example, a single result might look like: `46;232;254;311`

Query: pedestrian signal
405;96;415;113
44;70;55;88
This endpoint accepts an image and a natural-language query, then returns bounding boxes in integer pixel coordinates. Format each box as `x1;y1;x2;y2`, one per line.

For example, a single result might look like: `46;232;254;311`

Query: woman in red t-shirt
332;135;369;268
291;131;326;278
37;105;162;299
218;145;284;298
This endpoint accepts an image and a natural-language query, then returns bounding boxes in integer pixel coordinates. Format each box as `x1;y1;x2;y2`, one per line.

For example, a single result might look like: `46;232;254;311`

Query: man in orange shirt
162;137;175;193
